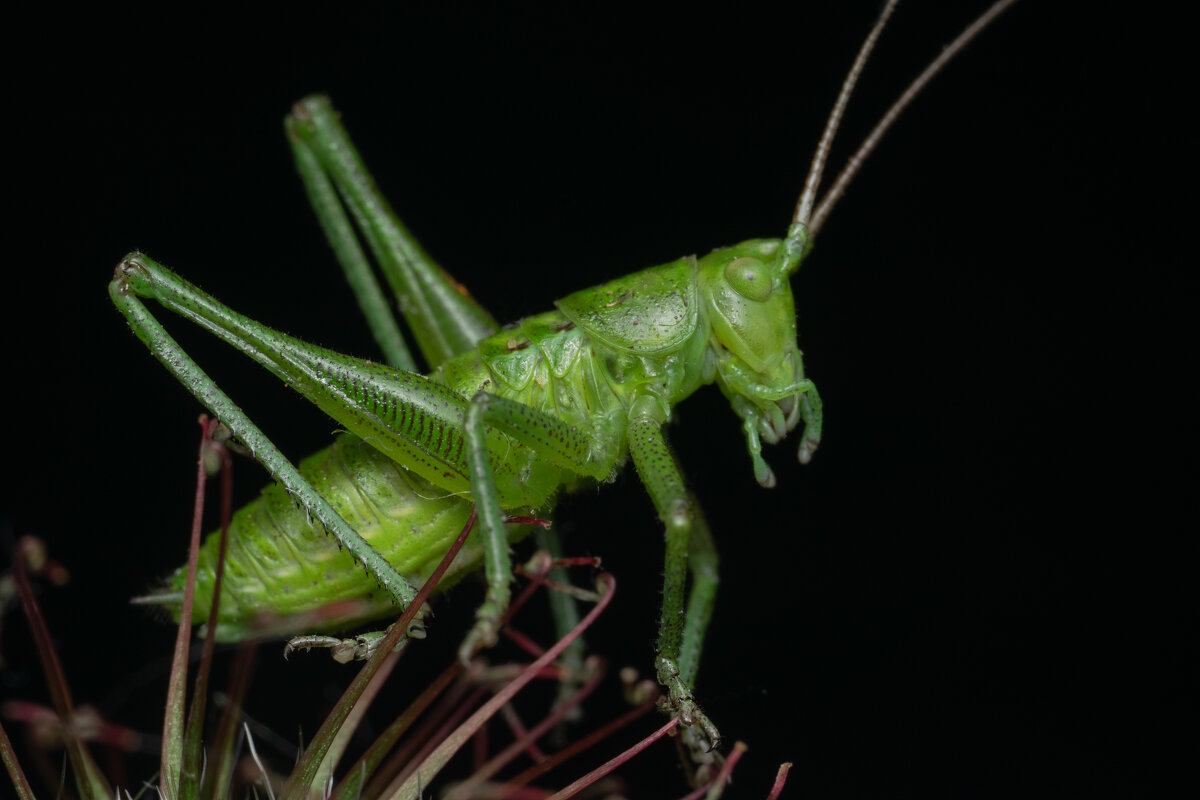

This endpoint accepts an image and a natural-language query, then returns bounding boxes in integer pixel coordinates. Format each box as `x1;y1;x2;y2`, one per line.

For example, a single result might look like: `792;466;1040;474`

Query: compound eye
724;257;773;302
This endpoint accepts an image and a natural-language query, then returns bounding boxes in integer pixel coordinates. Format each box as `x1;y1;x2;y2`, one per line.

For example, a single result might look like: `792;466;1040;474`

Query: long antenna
793;0;900;229
808;0;1019;237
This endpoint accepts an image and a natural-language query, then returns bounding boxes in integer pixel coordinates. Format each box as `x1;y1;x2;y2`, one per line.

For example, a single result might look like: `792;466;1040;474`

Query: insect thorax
432;238;804;483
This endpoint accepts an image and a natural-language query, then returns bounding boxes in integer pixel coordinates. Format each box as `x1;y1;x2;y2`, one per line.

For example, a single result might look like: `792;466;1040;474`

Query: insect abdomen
164;433;491;641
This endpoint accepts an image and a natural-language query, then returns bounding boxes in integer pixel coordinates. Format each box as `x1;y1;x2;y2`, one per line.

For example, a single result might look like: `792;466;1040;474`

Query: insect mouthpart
779;392;802;431
758;393;801;446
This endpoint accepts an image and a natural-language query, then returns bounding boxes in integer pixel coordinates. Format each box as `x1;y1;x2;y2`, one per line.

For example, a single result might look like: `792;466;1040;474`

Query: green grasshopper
111;0;1016;751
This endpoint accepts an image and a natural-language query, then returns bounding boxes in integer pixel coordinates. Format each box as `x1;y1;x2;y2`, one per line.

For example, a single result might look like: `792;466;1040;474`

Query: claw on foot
284;632;389;663
798;433;820;464
677;723;726;788
458;616;499;664
283;612;427;663
655;655;722;753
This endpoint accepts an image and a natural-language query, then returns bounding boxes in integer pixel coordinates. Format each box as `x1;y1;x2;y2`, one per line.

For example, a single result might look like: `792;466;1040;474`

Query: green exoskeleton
111;0;1016;752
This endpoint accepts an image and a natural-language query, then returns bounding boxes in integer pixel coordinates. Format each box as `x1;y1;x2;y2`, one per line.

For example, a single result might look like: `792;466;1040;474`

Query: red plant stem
182;420;234;793
389;684;491;789
359;669;478;796
204;642;258;798
492;681;656;790
332;658;462;799
543;714;680;800
12;540;76;723
391;574;616;799
0;719;35;800
10;538;111;795
283;507;480;798
502;552;555;625
502;515;553;528
499;703;546;761
514;557;605;603
449;662;609;797
473;719;490;771
548;557;603;569
766;761;793;799
503;625;548;659
677;741;747;800
161;416;217;796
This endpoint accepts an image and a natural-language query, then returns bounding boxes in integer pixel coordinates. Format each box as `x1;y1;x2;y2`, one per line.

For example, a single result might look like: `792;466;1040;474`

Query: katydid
111;0;1017;752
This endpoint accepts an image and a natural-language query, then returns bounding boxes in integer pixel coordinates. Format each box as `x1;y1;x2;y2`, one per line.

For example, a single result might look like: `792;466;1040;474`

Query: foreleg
625;395;721;749
458;391;615;658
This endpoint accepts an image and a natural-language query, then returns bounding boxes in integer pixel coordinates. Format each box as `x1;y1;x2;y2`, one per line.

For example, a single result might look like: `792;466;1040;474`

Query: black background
3;3;1192;797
